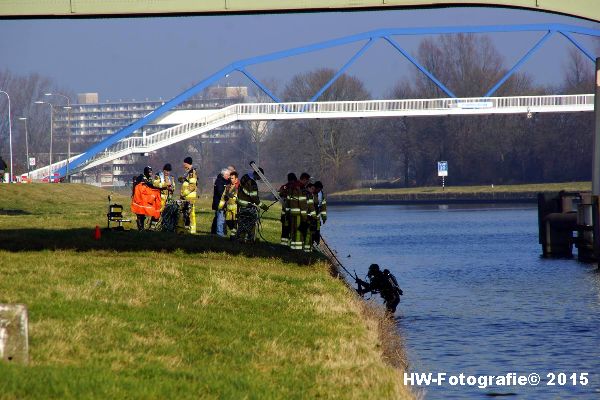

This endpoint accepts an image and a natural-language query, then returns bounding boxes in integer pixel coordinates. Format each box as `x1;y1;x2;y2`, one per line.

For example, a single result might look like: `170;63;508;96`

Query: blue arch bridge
25;23;600;181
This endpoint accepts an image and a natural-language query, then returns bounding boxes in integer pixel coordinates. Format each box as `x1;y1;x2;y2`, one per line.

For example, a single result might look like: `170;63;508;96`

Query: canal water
323;204;600;399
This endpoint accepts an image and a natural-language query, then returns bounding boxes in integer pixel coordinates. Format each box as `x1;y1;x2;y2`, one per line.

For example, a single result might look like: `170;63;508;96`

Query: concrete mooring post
0;304;29;365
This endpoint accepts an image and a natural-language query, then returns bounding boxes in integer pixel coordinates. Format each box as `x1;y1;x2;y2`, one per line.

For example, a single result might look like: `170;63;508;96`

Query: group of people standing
131;158;327;253
278;172;327;253
210;165;277;243
210;167;327;252
210;165;241;239
131;156;197;233
131;158;268;242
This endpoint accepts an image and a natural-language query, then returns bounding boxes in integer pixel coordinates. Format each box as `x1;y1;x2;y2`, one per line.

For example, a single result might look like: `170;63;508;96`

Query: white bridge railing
28;94;594;178
235;94;593;116
28;154;84;180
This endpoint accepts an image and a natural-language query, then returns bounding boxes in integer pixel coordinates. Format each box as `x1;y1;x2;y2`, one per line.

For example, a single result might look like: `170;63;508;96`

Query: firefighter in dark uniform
312;180;327;245
357;264;403;314
293;172;310;251
278;173;298;247
304;183;317;253
235;168;268;243
287;176;307;250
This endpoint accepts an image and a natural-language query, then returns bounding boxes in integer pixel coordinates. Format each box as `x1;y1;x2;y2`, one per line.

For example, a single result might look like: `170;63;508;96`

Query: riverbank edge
319;241;412;377
327;190;554;205
0;184;414;398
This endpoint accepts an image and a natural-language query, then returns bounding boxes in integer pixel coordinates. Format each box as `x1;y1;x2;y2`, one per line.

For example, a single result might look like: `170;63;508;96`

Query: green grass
0;183;410;399
332;181;591;196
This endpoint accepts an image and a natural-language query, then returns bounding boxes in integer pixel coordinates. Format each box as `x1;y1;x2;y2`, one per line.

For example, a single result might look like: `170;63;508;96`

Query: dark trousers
236;206;258;242
280;212;290;246
289;214;303;250
136;215;158;231
136;214;146;231
226;219;237;238
383;294;401;314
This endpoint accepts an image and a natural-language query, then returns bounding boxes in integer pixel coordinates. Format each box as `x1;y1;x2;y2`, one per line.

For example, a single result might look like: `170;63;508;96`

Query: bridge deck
28;94;594;180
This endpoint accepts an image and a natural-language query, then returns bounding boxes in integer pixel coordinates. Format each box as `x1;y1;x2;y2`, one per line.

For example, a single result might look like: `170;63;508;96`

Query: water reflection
323;204;600;399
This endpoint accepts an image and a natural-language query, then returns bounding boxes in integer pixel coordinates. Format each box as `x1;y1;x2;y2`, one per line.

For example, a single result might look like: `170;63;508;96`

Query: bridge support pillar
594;58;600;268
593;57;600;195
593;196;600;266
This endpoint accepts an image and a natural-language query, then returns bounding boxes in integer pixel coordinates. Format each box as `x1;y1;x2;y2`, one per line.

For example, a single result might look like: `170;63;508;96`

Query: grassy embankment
0;184;411;399
332;181;591;196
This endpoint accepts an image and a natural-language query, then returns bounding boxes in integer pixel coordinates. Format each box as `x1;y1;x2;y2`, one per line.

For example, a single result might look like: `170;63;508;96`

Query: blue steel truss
59;23;600;177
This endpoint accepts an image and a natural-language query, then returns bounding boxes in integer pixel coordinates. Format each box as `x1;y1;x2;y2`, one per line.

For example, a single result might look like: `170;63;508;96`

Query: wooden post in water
593;58;600;196
593;58;600;267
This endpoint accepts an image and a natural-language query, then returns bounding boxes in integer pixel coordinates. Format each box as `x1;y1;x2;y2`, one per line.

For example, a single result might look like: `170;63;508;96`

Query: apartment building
53;87;249;186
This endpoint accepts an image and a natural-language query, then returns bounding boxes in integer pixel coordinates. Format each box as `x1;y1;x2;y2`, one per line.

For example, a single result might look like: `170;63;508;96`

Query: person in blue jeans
211;167;231;236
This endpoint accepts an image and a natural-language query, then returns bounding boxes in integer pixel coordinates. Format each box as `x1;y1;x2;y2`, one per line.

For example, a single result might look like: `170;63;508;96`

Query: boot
136;215;145;231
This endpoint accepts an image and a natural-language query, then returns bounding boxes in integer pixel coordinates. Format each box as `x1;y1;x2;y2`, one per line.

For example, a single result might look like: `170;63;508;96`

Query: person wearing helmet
278;172;298;247
178;157;198;234
153;163;175;211
235;167;268;243
357;264;403;314
312;180;327;245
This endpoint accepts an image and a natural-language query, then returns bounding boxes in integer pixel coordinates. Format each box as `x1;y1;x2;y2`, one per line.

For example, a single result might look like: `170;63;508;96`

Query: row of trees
234;34;598;190
0;69;72;174
1;34;597;190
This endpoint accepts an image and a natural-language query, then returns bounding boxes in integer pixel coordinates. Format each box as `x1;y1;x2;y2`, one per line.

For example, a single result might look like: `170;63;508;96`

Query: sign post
437;161;448;191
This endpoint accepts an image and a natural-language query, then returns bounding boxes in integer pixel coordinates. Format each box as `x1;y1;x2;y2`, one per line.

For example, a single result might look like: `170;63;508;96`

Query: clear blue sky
1;7;599;102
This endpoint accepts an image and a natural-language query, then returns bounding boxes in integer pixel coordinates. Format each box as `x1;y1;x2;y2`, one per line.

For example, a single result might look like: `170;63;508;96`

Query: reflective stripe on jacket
181;167;198;199
131;183;162;218
219;183;238;221
237;174;263;209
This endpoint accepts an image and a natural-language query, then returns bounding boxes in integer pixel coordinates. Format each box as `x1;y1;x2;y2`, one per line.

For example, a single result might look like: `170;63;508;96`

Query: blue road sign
438;161;448;177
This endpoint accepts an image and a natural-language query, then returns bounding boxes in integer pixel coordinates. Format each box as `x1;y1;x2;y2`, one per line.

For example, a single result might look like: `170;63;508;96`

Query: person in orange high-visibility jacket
131;166;162;231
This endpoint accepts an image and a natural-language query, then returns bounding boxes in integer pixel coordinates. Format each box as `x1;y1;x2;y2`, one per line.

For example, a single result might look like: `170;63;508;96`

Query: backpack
383;269;403;296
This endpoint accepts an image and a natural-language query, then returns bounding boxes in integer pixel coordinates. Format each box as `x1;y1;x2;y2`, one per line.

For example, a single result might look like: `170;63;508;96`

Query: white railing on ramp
30;94;594;177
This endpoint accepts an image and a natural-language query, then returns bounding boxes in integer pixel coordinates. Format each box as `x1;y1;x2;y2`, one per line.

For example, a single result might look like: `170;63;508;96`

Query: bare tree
266;68;371;189
245;79;279;165
562;47;595;94
414;34;532;98
0;69;71;174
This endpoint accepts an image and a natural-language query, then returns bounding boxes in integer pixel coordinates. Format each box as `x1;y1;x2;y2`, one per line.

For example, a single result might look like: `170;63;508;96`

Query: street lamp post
18;117;29;176
45;93;72;180
0;90;13;183
63;105;72;179
34;101;54;182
